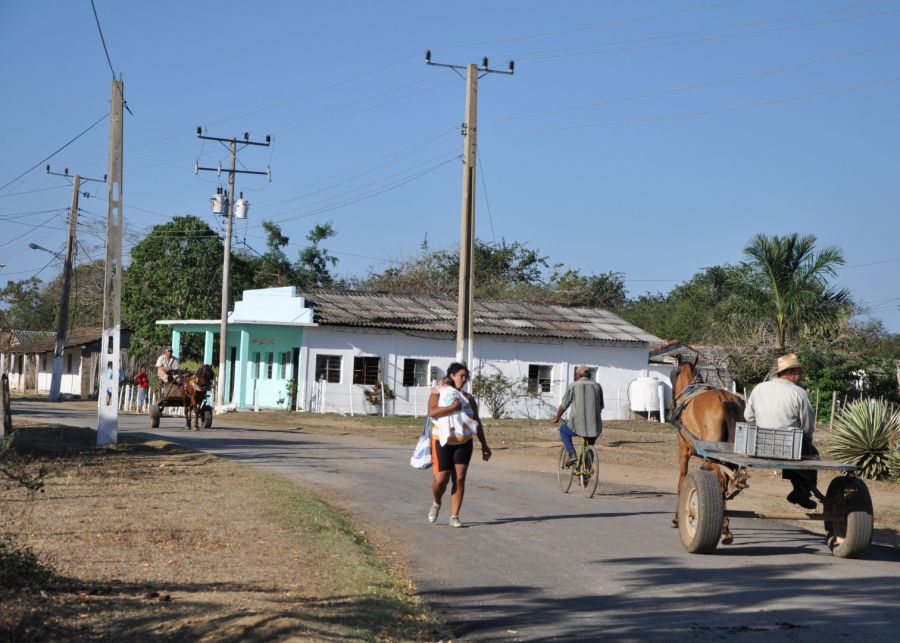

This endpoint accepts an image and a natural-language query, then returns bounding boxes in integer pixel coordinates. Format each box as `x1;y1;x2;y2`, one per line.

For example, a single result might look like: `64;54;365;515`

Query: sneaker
786;490;817;510
449;516;463;528
428;503;440;523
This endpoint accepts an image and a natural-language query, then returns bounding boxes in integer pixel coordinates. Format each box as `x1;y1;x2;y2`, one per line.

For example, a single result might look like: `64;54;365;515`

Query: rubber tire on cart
677;469;723;554
557;446;574;493
579;446;600;498
201;406;213;429
149;404;161;428
824;476;873;559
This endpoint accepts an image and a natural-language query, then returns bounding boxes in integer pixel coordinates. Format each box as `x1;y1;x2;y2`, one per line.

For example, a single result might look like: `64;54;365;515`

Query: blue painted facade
158;287;315;409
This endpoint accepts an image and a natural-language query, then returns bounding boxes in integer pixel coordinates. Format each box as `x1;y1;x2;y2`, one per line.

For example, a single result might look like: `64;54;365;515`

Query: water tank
628;377;665;412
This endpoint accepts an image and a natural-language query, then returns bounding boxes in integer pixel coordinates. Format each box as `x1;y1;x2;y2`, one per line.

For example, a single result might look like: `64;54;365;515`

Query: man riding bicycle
552;366;604;466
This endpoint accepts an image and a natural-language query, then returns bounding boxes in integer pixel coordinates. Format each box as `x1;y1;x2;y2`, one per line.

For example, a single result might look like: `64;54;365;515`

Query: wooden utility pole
97;79;125;446
425;51;513;369
45;167;105;402
195;130;271;409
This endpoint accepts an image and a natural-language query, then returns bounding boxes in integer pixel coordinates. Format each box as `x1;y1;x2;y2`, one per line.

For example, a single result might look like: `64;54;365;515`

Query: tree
732;233;852;352
617;265;744;343
547;269;627;308
0;277;53;330
295;222;338;288
122;216;224;358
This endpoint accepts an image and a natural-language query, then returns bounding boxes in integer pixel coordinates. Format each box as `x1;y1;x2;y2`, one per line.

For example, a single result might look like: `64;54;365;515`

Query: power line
537;75;900;131
0;113;109;194
90;0;116;78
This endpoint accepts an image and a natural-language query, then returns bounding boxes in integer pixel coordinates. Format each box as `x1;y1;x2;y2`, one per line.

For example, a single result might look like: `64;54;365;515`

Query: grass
0;426;441;641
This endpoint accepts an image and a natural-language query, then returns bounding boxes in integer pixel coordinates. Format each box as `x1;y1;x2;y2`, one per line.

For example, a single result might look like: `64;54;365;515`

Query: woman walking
426;362;491;528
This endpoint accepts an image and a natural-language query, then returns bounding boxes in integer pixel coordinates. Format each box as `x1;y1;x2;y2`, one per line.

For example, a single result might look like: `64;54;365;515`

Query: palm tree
733;233;851;352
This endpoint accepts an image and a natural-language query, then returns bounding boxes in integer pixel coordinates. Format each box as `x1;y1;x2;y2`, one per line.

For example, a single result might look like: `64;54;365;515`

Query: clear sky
2;0;899;332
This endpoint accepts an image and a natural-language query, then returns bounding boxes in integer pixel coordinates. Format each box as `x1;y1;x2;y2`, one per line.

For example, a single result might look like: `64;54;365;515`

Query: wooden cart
675;424;873;559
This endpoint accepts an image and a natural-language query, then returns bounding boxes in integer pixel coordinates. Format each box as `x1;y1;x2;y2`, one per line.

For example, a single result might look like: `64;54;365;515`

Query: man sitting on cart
155;347;180;386
744;353;818;510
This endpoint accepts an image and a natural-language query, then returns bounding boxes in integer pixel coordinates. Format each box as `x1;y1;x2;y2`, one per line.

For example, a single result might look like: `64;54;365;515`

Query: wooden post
830;391;837;429
814;389;820;424
1;373;11;437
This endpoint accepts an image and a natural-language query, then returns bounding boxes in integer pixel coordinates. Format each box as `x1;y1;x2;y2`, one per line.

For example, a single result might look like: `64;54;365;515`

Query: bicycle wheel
557;446;574;493
579;446;600;498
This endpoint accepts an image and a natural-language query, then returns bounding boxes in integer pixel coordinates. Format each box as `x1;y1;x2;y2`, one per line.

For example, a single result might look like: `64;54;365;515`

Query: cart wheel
824;476;873;559
580;446;600;498
149;404;161;428
202;406;213;429
677;469;723;554
556;446;574;493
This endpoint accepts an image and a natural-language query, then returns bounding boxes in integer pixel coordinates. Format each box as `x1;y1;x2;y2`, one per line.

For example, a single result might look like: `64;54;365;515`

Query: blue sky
2;0;899;332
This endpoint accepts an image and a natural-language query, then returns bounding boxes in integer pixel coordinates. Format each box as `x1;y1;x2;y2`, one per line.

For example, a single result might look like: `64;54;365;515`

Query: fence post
1;373;11;437
830;391;837;429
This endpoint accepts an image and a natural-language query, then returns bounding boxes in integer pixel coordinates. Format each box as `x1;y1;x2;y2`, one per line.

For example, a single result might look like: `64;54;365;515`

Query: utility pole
426;51;513;370
98;79;125;446
45;166;106;402
195;129;271;409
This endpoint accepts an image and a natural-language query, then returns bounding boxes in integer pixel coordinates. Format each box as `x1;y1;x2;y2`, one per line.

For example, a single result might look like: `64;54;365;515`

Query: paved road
12;401;900;641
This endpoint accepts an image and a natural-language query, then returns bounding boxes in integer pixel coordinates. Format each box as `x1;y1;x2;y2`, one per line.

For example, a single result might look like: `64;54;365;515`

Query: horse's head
673;355;701;400
191;364;214;392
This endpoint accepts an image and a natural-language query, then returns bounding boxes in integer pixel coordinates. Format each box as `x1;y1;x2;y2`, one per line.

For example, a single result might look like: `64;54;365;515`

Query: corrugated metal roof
299;291;661;345
6;327;131;354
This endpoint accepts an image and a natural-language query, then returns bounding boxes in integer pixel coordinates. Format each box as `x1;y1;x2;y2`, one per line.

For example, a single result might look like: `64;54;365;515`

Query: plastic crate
734;422;803;460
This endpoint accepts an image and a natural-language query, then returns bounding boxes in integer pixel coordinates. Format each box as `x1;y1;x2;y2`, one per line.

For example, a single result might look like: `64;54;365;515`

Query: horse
182;364;214;430
671;356;746;545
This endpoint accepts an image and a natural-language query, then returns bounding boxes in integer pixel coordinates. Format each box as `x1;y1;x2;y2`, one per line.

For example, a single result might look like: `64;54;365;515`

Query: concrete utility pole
45;166;105;402
426;51;513;369
98;79;125;446
195;129;271;409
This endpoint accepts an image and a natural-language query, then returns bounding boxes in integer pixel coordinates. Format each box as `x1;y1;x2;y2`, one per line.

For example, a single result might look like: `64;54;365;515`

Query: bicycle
557;436;600;497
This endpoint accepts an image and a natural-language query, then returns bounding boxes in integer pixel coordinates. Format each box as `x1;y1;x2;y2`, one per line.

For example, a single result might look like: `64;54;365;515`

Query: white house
2;327;131;398
158;288;661;419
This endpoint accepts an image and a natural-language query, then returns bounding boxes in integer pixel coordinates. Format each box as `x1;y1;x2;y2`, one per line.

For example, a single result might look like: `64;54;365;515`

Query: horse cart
674;424;873;559
148;372;214;430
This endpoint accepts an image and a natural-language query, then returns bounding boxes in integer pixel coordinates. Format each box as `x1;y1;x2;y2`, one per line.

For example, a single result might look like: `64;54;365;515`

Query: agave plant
827;399;900;479
888;447;900;482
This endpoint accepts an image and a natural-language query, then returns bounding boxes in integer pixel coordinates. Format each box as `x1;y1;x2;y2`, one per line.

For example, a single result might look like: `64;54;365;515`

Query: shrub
889;448;900;482
827;399;900;480
0;540;54;591
472;370;526;419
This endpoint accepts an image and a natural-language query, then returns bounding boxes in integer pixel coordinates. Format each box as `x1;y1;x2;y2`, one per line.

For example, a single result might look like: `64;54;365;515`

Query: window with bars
315;354;342;383
528;364;553;393
66;353;73;374
353;356;380;385
266;352;274;380
280;351;291;380
253;352;260;379
402;359;429;387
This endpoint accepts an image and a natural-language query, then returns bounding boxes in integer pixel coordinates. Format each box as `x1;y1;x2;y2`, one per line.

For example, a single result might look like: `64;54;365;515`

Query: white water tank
628;377;665;412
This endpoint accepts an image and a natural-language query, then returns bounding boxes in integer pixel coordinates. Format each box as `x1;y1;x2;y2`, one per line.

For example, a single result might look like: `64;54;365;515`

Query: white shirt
745;378;816;437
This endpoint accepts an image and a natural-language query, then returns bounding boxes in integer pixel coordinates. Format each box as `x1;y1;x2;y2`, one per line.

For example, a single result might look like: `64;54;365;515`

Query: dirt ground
0;426;440;642
231;411;900;547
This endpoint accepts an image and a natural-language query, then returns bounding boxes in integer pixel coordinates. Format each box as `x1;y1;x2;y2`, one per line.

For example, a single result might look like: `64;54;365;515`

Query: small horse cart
148;373;214;430
675;424;873;559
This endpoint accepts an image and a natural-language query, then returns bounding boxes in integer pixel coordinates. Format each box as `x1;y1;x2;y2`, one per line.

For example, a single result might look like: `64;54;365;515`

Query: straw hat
776;353;803;374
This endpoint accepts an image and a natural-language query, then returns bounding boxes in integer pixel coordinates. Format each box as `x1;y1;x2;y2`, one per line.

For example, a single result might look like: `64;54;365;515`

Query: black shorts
432;438;473;472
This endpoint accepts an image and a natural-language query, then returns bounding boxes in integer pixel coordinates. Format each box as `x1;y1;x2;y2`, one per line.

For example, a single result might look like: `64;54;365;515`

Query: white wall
5;350;84;395
302;326;650;419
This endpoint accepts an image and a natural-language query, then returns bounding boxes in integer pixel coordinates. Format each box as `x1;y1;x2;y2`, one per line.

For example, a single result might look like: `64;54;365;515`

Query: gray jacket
560;378;604;438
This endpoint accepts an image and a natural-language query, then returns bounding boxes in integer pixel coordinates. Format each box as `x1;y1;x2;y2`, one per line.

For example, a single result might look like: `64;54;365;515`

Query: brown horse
183;364;214;430
672;356;745;544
